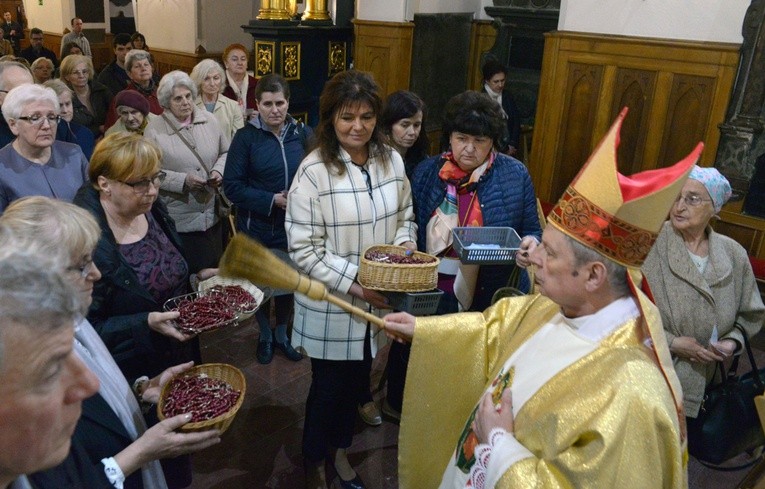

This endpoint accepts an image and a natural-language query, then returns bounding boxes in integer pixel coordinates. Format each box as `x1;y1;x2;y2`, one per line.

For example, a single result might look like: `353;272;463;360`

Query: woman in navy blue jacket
223;73;311;365
412;90;542;313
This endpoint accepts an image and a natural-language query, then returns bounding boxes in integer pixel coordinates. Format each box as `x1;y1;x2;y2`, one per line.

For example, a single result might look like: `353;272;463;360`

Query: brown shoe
304;461;327;489
357;401;382;426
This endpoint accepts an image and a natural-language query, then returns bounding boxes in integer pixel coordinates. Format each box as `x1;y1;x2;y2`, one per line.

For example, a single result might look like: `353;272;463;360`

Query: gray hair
43;78;73;98
1;83;59;121
189;59;226;94
125;49;151;72
566;234;630;298
0;225;81;369
157;70;198;108
0;61;32;91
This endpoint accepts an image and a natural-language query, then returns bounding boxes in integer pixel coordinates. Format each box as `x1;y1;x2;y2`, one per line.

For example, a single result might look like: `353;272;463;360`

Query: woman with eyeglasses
73;133;216;385
286;70;416;489
44;78;95;159
144;70;228;274
60;54;113;137
643;166;765;425
0;83;88;212
3;196;220;489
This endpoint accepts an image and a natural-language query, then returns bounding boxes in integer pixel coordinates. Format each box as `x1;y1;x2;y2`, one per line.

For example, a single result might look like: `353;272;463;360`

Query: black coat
74;185;192;382
27;401;115;489
72;80;113;137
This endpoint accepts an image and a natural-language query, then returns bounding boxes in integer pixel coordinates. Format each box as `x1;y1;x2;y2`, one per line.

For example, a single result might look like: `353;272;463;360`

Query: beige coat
144;106;228;233
643;221;765;417
194;94;244;142
104;112;156;136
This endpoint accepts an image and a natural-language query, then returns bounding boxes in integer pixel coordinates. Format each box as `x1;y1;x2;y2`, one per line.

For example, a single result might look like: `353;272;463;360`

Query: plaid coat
286;145;417;360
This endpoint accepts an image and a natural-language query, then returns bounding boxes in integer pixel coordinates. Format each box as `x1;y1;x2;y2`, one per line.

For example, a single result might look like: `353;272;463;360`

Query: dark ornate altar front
242;23;352;126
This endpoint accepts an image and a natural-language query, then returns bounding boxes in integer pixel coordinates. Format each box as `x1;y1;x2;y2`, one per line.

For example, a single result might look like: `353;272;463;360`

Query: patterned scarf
426;151;494;256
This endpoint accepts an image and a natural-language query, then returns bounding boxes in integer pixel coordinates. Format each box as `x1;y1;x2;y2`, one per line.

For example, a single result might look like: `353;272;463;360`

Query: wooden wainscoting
353;19;413;96
467;20;497;91
147;48;221;78
529;31;740;205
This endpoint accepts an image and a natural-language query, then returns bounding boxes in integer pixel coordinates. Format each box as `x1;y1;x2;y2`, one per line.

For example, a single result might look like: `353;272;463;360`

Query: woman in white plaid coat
286;70;417;489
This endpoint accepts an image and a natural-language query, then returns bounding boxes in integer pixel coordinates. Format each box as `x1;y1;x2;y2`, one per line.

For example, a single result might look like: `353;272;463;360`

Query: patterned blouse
119;212;188;304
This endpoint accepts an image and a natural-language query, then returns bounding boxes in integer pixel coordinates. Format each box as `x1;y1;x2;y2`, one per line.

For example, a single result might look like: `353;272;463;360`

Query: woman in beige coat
144;70;228;273
190;59;243;141
643;166;765;419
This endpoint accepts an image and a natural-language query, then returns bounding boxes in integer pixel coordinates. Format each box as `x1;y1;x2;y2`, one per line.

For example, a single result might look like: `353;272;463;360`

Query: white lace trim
467;428;509;488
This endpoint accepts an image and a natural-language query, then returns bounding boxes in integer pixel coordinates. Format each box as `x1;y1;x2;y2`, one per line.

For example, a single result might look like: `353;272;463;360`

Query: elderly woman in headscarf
105;89;155;136
643;165;765;422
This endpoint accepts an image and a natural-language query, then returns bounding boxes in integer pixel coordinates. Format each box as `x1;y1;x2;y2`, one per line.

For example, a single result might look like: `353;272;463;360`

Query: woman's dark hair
254;73;290;101
441;90;506;150
482;59;507;83
381;90;429;174
61;42;82;57
130;32;148;51
314;70;389;176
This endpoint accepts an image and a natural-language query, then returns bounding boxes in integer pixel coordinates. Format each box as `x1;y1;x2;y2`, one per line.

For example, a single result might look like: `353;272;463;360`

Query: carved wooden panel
529;32;738;208
551;62;603;201
610;68;656;175
659;74;715;167
353;20;413;96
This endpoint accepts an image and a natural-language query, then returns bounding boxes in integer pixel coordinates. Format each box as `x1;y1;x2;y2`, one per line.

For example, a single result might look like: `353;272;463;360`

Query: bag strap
735;323;765;391
162;113;211;174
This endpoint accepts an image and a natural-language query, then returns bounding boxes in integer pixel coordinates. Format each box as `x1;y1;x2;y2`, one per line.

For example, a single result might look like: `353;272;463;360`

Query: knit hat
688;165;732;213
547;107;703;268
114;90;150;116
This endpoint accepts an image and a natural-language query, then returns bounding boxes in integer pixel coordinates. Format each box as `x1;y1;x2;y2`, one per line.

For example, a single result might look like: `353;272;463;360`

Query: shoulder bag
687;324;765;467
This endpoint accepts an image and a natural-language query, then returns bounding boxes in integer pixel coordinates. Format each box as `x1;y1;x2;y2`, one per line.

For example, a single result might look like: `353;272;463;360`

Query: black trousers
303;334;371;463
178;220;223;274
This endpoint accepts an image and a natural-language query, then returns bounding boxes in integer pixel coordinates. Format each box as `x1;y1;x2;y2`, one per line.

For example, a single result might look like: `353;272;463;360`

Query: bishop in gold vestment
384;109;702;488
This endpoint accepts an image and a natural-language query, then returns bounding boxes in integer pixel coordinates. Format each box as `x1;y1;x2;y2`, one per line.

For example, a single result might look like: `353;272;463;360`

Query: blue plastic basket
384;289;443;316
452;227;522;264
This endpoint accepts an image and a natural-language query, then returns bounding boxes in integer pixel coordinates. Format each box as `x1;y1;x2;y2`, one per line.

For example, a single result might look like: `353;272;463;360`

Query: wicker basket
358;245;439;292
157;363;246;434
197;276;265;321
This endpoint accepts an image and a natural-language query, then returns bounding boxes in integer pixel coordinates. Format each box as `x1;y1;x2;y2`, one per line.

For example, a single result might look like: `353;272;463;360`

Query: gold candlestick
257;0;291;21
302;0;331;22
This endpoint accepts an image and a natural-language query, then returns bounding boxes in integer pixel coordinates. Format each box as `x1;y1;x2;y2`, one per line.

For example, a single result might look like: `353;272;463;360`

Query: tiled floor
187;316;763;489
189;317;399;489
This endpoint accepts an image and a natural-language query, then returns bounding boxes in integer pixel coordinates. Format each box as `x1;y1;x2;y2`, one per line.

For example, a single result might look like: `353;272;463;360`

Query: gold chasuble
398;292;686;489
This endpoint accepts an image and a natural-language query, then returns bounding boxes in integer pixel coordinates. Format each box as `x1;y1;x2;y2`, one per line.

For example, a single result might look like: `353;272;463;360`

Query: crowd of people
0;20;763;489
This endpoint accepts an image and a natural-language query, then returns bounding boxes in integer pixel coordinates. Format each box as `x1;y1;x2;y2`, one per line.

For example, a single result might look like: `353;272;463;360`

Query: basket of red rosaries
197;276;264;321
157;363;246;434
358;245;439;292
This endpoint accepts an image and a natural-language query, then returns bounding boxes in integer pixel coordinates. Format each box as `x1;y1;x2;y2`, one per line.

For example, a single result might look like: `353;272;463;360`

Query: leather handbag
687;325;765;466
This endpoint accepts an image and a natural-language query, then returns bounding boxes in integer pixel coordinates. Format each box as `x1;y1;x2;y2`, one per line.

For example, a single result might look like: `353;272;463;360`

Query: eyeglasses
120;171;166;194
17;114;61;126
67;259;95;278
70;69;89;77
675;193;712;207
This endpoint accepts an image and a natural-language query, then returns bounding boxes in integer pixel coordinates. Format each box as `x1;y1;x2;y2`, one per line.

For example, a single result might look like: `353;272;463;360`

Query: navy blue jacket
74;185;191;382
412;152;542;311
56;120;95;159
223;116;311;249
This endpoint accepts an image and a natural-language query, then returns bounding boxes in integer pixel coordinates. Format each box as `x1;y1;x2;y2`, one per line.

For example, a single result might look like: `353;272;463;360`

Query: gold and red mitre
547;108;704;268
